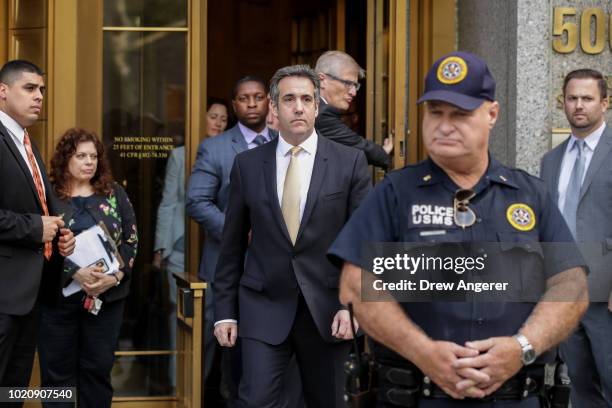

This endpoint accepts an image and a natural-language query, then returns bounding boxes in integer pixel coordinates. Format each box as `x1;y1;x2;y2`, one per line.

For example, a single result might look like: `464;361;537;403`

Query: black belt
377;364;421;407
378;363;545;406
424;371;544;401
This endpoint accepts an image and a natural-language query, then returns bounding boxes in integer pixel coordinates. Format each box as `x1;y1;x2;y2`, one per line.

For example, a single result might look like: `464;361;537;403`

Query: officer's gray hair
315;50;366;79
269;65;320;107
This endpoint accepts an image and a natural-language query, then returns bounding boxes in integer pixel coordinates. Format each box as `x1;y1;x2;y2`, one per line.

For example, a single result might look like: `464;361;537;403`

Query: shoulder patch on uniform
437;56;468;85
506;203;536;231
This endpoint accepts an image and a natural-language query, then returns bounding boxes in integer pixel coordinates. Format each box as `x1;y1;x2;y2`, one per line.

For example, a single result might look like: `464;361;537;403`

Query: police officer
328;51;589;407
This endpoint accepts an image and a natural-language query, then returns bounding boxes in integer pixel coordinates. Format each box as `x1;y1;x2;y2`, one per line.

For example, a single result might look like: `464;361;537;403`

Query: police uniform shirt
328;155;585;363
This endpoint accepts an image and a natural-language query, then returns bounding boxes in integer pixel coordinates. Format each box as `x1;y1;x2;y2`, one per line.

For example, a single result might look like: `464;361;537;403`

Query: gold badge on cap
506;203;536;231
437;56;468;85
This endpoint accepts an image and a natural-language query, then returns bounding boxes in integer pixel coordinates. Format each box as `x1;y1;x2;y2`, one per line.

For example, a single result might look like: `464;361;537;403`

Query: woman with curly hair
38;127;138;408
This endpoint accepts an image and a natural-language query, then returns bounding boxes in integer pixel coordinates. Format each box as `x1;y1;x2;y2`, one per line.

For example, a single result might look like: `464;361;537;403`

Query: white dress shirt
557;122;606;211
0;110;46;196
275;130;318;220
215;131;318;328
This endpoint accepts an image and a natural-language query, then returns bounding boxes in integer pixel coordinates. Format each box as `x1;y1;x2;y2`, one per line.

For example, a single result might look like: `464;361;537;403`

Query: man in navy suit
214;65;371;407
0;60;75;391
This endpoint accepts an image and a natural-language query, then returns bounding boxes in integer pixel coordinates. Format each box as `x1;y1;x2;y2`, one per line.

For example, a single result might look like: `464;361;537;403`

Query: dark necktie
252;134;267;147
562;139;586;237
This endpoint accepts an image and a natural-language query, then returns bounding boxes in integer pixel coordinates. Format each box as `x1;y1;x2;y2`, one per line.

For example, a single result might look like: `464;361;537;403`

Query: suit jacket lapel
296;133;327;243
53;198;73;225
262;138;292;243
0;123;43;212
579;126;612;202
231;125;249;154
549;138;569;204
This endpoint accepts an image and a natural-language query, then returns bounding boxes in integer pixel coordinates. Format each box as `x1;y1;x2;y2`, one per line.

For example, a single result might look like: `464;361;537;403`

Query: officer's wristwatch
514;334;536;365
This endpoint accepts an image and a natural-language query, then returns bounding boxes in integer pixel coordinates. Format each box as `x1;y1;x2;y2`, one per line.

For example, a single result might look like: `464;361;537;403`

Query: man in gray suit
541;68;612;407
187;75;271;382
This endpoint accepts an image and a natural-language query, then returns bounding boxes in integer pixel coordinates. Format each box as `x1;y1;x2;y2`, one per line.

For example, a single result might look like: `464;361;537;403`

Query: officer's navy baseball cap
417;51;496;111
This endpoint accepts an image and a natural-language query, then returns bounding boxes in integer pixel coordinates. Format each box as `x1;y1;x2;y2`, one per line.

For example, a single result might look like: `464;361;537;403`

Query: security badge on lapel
84;295;103;315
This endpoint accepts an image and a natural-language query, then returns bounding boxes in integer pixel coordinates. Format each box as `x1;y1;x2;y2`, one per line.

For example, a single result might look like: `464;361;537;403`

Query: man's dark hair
269;65;320;107
0;60;44;85
232;76;266;100
563;69;607;99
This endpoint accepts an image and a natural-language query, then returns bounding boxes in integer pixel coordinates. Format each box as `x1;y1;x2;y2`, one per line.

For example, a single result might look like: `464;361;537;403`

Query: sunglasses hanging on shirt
453;189;477;229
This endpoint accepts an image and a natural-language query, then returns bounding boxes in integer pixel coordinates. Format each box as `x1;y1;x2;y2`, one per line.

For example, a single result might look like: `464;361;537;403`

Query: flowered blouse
62;183;138;303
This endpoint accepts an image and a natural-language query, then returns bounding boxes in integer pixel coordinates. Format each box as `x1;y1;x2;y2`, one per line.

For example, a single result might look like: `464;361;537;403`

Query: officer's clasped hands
456;336;523;395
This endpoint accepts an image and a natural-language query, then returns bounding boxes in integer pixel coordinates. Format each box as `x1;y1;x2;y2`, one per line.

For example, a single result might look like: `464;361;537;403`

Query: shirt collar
415;158;445;187
567;122;606;153
238;122;270;145
417;154;518;189
485;156;518;189
277;129;318;157
0;110;25;142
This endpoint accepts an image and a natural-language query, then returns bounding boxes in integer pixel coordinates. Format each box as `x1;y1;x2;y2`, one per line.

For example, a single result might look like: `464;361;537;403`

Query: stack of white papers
62;224;121;297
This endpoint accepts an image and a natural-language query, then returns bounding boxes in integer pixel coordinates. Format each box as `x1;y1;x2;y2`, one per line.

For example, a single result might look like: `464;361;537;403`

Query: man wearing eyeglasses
315;50;393;170
329;51;589;407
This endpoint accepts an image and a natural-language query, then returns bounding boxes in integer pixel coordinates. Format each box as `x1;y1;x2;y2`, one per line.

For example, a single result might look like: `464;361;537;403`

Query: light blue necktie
562;139;586;237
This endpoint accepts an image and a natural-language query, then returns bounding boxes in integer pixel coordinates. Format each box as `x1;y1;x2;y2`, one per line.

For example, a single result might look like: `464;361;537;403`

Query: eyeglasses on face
323;72;361;92
453;189;476;229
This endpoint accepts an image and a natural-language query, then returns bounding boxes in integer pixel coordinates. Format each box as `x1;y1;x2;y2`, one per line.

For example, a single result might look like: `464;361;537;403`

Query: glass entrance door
101;1;190;405
363;0;456;169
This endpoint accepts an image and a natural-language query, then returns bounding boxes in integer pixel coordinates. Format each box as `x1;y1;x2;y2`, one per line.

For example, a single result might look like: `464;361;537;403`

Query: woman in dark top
39;128;138;408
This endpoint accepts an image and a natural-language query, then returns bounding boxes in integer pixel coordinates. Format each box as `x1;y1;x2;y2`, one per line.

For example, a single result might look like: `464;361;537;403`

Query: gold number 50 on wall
553;7;609;54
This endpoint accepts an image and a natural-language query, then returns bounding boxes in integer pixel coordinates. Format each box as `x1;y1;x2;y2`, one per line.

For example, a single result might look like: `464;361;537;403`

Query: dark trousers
0;306;40;408
222;330;304;408
239;296;351;408
38;297;125;408
560;302;612;408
